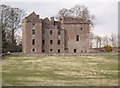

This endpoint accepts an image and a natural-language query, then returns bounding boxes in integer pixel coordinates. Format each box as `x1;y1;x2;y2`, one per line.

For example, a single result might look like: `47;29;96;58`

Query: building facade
22;12;90;54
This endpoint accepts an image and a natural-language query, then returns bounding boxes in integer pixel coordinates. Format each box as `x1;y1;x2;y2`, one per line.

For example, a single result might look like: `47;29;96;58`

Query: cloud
1;1;118;36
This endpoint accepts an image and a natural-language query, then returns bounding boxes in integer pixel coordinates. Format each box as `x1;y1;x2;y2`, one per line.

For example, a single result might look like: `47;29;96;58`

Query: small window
58;49;60;53
50;30;52;35
50;40;53;45
33;23;35;26
81;50;83;52
42;50;45;53
32;29;35;35
32;39;35;45
57;26;60;29
50;49;53;52
74;49;76;53
42;40;45;45
58;30;61;35
32;48;35;52
81;28;83;30
76;35;79;41
58;40;60;45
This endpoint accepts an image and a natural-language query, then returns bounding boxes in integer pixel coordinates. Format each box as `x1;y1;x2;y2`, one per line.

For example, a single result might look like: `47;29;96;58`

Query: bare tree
0;4;26;52
7;7;25;44
57;8;70;17
57;5;95;27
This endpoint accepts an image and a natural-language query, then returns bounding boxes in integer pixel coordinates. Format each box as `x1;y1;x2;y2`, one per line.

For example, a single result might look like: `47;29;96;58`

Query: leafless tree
57;4;95;27
0;4;26;44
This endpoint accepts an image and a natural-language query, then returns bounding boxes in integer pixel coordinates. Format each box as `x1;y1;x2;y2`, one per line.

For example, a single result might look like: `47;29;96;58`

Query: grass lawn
2;55;118;86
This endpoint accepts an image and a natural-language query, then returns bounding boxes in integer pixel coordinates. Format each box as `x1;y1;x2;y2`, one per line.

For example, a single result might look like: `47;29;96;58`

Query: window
58;49;60;53
50;40;53;45
33;23;35;29
32;29;35;35
50;30;52;35
81;50;83;52
42;50;45;52
50;49;53;52
81;28;83;30
76;35;79;41
58;40;60;45
57;26;60;29
33;23;35;26
42;40;45;45
74;49;76;53
32;48;35;52
32;39;35;45
58;30;61;35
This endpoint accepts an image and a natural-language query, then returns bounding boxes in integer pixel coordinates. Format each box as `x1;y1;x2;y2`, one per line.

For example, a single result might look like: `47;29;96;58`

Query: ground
2;55;118;86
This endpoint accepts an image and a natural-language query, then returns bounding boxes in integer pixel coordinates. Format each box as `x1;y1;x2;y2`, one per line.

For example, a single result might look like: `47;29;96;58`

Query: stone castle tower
22;12;90;54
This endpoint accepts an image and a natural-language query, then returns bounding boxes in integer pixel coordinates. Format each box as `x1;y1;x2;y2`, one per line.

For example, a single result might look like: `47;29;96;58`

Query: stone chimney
50;17;54;25
51;17;54;22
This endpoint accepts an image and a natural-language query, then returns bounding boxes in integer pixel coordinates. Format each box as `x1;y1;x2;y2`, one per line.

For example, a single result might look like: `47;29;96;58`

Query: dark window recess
76;35;79;41
32;29;35;35
50;49;53;52
81;50;83;52
42;50;45;52
58;30;61;35
58;40;60;45
50;40;53;45
42;40;45;45
32;49;35;52
81;28;83;30
58;49;60;53
50;30;52;35
57;26;60;29
33;23;35;26
74;49;76;53
32;39;35;45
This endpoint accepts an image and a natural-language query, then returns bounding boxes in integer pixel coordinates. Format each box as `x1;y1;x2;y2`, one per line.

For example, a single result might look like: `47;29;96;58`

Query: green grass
2;55;118;86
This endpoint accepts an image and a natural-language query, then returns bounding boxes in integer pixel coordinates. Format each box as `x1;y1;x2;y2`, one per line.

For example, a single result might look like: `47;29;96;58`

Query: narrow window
50;30;52;35
33;23;35;29
81;28;83;30
32;29;35;35
42;50;45;52
74;49;76;53
50;49;53;52
81;50;83;52
32;39;35;45
76;35;79;41
58;30;61;35
58;49;60;53
58;40;60;45
42;40;45;45
50;40;53;45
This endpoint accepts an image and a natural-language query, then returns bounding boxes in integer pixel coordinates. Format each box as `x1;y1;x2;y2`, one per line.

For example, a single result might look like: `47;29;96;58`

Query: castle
22;12;90;54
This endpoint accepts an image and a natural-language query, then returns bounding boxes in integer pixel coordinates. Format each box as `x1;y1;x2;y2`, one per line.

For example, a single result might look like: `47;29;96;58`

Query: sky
0;0;119;37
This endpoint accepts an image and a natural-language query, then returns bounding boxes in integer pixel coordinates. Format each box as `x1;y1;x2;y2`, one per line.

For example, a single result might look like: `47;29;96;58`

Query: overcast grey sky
1;0;118;36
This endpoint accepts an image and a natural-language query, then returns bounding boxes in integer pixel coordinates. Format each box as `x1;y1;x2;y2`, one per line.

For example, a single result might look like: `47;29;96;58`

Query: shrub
104;44;113;52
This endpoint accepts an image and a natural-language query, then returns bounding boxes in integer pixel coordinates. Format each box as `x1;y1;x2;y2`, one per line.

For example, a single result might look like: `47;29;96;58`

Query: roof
60;16;90;24
24;12;40;22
